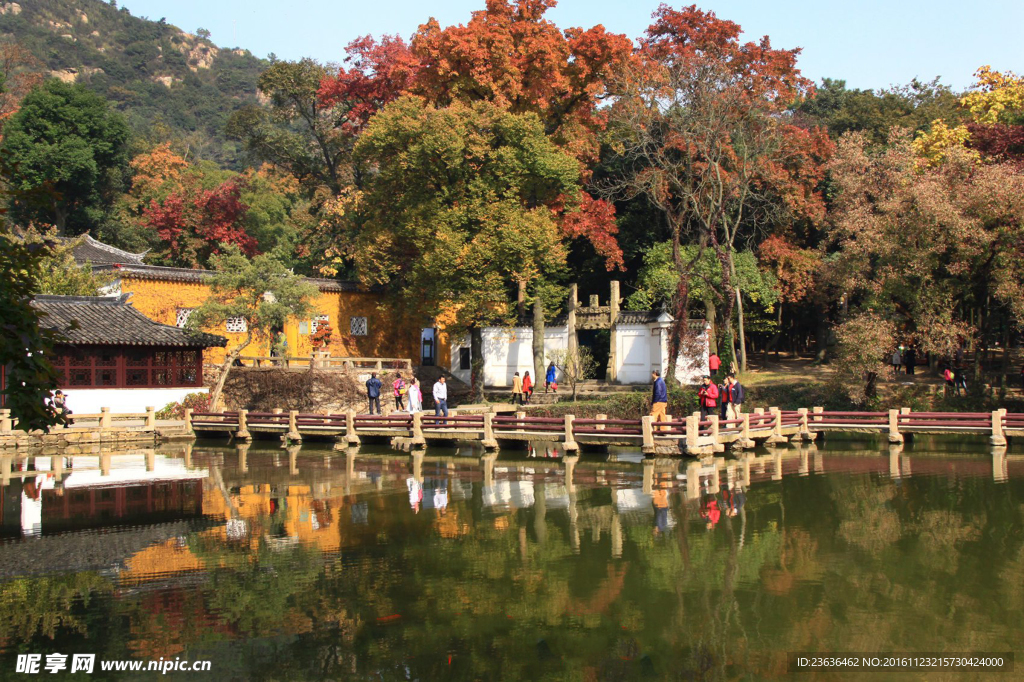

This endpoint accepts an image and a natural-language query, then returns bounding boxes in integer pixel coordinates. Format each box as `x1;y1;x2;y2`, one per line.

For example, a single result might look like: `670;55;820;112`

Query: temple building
68;236;423;365
29;294;226;414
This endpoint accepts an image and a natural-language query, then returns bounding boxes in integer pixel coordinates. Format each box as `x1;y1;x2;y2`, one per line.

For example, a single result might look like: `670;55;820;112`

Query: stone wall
216;366;413;414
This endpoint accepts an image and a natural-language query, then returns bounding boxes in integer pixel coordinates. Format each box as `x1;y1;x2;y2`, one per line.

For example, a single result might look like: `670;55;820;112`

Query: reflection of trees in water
2;467;1023;678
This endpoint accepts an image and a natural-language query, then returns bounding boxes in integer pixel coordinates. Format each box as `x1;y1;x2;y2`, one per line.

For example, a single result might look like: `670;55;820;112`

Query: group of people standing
890;346;918;376
649;366;746;426
365;372;449;417
510;362;559;404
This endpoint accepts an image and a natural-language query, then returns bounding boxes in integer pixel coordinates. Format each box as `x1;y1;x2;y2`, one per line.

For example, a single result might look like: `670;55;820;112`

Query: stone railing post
641;415;655;454
596;413;607;431
183;408;194;435
0;410;11;433
236;409;251;441
737;413;752;449
709;414;724;452
563;414;578;452
288;410;302;442
100;407;111;429
812;406;823;422
412;412;426;448
346;410;360;445
991;410;1007;447
766;407;786;445
888;409;903;444
798;408;815;441
145;406;156;429
685;413;699;454
375;360;383;371
482;413;498;450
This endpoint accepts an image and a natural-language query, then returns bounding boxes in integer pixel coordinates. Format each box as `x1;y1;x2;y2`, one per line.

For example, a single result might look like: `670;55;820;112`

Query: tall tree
188;247;318;410
1;79;130;234
348;96;579;399
605;4;829;374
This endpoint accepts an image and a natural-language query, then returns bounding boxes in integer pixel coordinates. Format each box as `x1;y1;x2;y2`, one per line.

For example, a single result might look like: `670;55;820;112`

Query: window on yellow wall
299;321;309;335
226;317;247;333
350;316;368;336
311;314;329;333
175;308;194;328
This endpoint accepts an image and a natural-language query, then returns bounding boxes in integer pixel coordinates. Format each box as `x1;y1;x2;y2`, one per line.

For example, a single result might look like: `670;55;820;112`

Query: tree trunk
470;325;484;402
704;294;717;354
207;333;253;411
727;254;747;373
532;296;546;387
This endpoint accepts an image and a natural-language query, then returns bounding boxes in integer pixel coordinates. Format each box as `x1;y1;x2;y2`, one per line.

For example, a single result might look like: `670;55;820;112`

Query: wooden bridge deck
184;407;1020;456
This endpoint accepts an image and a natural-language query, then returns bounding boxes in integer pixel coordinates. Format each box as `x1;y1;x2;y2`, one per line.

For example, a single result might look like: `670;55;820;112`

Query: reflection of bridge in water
0;441;1016;575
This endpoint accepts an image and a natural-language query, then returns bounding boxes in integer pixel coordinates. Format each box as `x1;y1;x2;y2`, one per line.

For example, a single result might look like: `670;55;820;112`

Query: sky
116;0;1022;92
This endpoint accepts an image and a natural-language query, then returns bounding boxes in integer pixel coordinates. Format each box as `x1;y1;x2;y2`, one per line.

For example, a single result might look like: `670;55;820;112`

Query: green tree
17;230;113;295
0;228;61;431
348;96;579;399
1;79;130;235
187;247;318;409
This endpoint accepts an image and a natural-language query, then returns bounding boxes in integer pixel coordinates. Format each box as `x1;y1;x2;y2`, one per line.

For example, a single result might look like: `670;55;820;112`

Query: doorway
576;329;610;381
421;328;436;366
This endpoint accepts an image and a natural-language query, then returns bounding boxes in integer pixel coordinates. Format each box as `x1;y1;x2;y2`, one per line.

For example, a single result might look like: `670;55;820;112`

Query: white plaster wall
60;387;208;415
615;324;654;384
450;326;568;387
674;328;710;386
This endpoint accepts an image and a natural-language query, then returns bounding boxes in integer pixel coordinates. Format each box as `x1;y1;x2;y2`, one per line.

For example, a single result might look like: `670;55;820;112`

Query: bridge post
887;409;904;444
798;408;816;441
346;410;360;445
812;406;823;422
685;413;700;455
100;407;111;429
709;415;725;452
287;411;302;442
411;412;427;448
0;409;11;433
563;415;579;452
145;407;156;430
765;407;787;446
990;410;1007;447
641;415;655;454
236;409;251;441
482;413;498;450
737;413;755;449
596;414;607;431
183;409;194;436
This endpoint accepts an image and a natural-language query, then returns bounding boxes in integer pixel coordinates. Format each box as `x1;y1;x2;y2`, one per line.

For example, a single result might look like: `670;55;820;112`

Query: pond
0;437;1020;680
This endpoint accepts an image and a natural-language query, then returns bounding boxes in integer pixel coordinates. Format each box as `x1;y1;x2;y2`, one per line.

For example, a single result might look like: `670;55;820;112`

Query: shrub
156;392;211;420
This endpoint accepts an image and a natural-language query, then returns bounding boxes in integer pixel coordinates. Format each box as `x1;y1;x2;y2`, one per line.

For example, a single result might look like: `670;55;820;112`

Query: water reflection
0;438;1021;679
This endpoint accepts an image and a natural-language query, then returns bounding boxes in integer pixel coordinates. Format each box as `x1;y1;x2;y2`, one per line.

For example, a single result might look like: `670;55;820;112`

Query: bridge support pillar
411;412;427;449
481;413;498;450
991;410;1007;447
183;409;194;436
236;409;251;441
346;410;360;445
764;407;788;446
887;409;904;444
798;408;816;441
709;415;725;452
286;411;302;442
684;413;701;455
641;416;655;454
563;415;578;452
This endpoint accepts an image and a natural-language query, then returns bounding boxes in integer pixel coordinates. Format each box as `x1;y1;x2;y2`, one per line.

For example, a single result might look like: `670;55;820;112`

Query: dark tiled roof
616;310;664;325
32;295;227;347
64;234;148;265
98;263;365;292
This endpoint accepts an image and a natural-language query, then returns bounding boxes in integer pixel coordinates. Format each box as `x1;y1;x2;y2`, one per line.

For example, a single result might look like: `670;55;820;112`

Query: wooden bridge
185;407;1023;456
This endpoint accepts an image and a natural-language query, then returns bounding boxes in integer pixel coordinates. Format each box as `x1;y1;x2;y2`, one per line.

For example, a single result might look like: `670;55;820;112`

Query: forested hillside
0;0;266;167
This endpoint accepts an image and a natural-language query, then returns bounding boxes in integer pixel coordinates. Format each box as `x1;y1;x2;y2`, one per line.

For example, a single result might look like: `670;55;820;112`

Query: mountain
0;0;268;168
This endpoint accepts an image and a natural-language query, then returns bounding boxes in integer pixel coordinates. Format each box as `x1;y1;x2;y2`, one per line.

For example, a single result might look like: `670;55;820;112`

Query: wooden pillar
482;413;498;450
990;410;1007;447
641;415;655;454
100;407;111;429
236;409;251;441
563;414;578;452
145;406;155;429
887;409;903;444
183;408;194;436
346;410;360;445
288;410;302;442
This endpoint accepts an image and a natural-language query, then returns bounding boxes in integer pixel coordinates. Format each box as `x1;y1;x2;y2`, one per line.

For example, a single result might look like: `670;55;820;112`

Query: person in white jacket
407;378;423;413
433;376;448;419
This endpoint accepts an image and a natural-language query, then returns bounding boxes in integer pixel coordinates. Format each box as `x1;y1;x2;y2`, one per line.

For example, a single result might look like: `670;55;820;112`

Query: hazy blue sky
117;0;1021;91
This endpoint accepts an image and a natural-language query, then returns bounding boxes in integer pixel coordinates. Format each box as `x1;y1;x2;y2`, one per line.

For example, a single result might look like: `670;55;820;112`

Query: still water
0;438;1020;680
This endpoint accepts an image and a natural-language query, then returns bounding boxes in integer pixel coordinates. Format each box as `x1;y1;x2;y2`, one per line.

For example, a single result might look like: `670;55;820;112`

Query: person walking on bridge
724;373;745;420
366;372;383;415
433;376;449;421
698;375;719;420
650;370;668;431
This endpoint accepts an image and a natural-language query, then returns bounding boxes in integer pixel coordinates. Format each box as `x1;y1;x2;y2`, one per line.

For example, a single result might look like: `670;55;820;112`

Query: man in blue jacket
366;372;383;415
650;370;668;430
724;372;745;420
